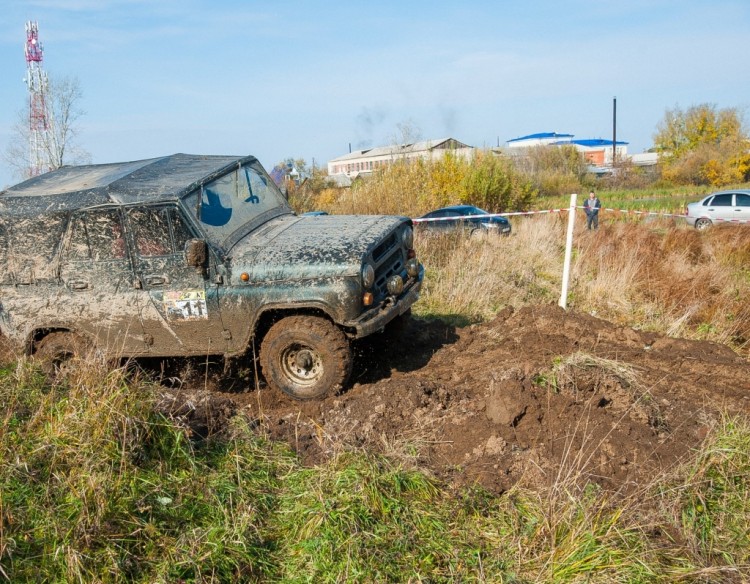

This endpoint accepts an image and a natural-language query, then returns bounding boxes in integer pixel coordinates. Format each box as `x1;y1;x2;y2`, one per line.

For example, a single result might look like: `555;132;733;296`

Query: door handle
67;280;89;290
144;275;168;286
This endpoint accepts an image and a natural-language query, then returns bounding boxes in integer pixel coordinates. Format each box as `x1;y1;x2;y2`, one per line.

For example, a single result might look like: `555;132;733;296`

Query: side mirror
184;238;207;269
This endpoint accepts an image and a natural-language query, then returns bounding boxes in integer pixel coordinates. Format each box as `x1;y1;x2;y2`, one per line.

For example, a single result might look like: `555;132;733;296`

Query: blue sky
1;0;748;188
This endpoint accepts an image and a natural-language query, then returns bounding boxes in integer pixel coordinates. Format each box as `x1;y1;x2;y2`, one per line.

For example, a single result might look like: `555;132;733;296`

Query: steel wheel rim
280;343;323;386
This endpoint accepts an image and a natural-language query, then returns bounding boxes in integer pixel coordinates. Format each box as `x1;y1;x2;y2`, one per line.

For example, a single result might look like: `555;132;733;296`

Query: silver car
685;190;750;229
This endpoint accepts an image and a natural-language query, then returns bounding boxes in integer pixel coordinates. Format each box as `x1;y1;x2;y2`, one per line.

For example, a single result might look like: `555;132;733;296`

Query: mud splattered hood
227;214;406;281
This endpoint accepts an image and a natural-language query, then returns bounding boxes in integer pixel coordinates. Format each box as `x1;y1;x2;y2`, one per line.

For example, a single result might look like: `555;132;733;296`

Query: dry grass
415;214;750;357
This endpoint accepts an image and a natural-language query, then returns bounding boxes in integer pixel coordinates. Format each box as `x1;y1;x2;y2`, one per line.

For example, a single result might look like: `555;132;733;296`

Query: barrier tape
411;209;567;223
575;206;750;223
412;207;750;224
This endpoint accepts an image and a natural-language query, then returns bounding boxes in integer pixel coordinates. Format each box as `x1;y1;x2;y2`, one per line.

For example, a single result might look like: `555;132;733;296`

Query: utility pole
612;96;617;169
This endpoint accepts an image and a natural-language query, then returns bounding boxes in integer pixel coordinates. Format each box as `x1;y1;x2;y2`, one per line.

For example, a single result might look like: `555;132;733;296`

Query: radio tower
24;21;51;177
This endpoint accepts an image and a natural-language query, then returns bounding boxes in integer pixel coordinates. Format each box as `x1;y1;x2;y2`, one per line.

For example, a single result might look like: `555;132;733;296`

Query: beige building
327;138;474;178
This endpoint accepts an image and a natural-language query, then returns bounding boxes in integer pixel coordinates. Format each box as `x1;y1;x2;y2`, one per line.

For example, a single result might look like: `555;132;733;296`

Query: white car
685;190;750;229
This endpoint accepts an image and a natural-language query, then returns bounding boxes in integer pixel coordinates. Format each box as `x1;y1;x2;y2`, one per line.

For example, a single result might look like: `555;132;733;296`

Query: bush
325;151;537;216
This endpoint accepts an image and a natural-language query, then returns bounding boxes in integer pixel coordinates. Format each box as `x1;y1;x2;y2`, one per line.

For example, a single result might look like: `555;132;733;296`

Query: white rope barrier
412;208;750;224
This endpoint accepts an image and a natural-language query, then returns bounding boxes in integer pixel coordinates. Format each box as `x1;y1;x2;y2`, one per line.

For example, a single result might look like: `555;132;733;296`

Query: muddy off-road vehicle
0;154;423;399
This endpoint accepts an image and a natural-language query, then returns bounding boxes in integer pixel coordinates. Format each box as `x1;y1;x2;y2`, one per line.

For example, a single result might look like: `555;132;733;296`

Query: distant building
506;132;575;148
328;138;474;178
506;132;629;167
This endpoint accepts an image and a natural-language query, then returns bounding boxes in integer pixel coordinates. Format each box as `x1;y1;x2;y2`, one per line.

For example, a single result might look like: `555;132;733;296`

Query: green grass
1;358;749;582
539;182;750;215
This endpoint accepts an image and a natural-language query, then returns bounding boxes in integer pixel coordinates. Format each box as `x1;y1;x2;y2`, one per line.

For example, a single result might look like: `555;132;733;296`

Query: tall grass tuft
0;359;294;582
660;416;750;571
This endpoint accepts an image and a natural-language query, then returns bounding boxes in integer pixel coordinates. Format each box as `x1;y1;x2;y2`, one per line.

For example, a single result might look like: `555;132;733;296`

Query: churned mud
158;304;750;494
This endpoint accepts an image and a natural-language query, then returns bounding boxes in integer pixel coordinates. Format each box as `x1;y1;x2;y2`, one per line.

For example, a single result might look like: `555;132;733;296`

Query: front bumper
344;266;424;338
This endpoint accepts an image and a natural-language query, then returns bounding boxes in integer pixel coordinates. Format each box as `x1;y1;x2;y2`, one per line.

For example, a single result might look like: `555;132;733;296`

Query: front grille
373;248;404;300
372;232;397;262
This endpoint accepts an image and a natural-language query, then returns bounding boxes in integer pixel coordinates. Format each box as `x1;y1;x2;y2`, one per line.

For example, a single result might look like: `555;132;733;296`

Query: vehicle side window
129;208;170;257
66;210;125;262
702;197;712;206
736;193;750;207
711;194;733;206
128;206;192;257
0;215;66;282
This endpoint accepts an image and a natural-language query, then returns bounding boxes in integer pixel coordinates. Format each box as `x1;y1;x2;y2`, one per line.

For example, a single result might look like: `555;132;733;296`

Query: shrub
325;151;536;217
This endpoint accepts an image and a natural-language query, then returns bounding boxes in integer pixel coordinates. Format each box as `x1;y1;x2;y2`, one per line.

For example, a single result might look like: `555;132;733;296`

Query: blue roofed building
506;132;629;167
506;132;575;147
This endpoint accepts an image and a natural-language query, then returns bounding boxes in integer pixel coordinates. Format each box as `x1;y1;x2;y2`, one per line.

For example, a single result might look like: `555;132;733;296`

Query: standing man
584;190;601;230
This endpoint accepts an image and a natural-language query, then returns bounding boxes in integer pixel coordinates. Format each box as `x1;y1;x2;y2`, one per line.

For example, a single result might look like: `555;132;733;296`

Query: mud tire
35;331;93;379
260;316;352;400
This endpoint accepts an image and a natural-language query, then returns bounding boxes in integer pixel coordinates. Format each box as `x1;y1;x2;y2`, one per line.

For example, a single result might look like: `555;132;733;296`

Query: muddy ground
157;304;750;495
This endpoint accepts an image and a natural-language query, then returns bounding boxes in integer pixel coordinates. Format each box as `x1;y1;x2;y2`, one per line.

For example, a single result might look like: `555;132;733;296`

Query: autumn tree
653;103;749;185
4;75;90;181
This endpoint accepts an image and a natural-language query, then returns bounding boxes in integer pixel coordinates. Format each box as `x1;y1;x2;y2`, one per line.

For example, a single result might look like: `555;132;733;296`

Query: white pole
558;193;577;309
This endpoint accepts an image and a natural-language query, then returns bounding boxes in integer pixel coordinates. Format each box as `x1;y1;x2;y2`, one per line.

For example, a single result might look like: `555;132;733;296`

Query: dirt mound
162;304;750;494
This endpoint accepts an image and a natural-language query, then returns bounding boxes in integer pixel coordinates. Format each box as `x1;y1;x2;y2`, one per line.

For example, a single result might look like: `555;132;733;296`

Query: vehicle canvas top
0;153;251;216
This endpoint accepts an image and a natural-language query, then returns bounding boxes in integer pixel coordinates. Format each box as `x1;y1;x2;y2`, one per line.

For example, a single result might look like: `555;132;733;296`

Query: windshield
184;162;291;249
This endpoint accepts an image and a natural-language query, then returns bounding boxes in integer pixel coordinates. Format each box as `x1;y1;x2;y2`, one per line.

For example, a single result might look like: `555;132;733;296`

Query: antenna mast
24;21;51;177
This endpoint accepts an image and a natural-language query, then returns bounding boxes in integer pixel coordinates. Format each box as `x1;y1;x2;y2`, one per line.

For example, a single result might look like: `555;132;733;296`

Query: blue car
417;204;511;235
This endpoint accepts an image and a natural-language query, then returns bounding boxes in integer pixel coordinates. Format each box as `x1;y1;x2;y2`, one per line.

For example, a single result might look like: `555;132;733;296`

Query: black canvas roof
0;153;255;216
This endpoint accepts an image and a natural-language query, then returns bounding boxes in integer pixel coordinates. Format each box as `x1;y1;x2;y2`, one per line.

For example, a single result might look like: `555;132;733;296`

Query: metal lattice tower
24;21;51;177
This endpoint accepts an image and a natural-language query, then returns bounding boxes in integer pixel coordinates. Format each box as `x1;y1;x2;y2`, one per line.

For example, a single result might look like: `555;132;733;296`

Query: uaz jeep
0;154;423;399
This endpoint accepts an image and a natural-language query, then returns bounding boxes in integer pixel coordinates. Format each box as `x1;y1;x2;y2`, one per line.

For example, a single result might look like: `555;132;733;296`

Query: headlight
406;258;419;278
402;226;414;249
361;263;375;289
386;275;404;295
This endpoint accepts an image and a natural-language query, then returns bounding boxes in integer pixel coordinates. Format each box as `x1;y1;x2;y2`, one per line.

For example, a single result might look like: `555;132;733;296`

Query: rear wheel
695;218;712;230
35;332;93;379
260;316;352;400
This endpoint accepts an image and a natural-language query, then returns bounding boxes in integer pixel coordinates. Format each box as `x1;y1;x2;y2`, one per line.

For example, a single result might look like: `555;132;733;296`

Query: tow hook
382;296;396;310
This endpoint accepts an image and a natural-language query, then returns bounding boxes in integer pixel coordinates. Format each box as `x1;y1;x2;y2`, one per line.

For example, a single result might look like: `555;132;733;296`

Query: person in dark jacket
584;191;601;230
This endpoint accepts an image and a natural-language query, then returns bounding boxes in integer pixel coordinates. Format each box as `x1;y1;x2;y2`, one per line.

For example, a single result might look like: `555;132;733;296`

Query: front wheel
260;316;352;400
695;218;712;230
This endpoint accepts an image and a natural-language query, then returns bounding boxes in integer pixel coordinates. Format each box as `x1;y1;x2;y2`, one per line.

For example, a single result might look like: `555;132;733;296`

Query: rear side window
66;209;126;262
711;194;733;206
0;214;67;282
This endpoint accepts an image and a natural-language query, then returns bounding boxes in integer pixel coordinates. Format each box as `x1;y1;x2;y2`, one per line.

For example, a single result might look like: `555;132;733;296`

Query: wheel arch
248;304;343;352
28;327;82;355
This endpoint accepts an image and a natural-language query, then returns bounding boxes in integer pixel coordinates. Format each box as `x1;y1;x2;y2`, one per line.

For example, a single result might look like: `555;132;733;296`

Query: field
1;212;749;582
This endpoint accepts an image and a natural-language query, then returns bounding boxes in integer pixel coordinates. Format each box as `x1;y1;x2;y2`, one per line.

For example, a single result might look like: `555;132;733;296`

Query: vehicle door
58;208;150;355
705;193;735;223
733;193;750;224
125;205;230;356
429;209;455;231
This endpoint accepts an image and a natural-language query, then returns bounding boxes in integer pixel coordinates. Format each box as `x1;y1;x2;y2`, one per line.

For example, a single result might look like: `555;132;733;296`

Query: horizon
1;0;748;188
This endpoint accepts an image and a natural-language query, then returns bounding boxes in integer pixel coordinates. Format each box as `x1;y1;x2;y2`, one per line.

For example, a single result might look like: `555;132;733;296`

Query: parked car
685;190;750;229
0;154;423;400
416;204;511;235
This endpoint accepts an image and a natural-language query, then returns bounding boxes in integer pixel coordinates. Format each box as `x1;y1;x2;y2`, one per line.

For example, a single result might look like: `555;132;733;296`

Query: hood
229;214;406;281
